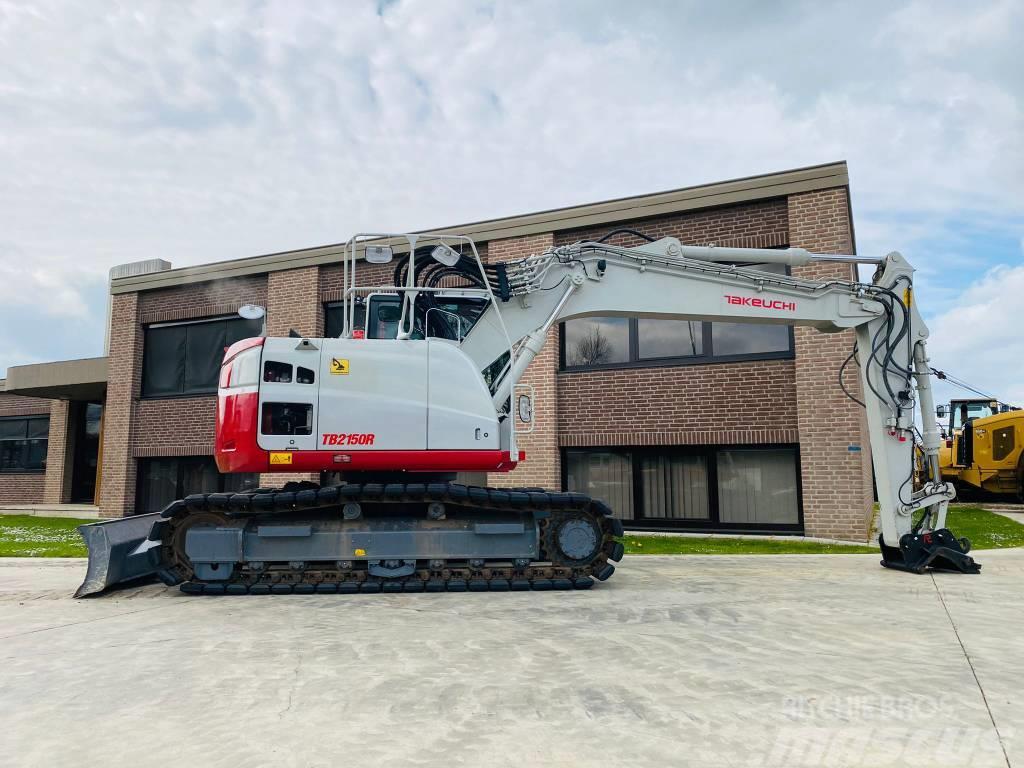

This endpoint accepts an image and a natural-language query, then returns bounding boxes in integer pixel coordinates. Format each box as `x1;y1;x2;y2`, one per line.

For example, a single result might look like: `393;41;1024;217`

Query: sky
0;0;1021;409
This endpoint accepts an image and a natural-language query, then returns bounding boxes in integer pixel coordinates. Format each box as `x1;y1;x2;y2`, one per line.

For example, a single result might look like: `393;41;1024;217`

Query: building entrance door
70;402;102;503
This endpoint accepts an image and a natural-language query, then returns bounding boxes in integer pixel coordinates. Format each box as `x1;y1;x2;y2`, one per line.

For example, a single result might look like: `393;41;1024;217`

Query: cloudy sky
1;0;1021;407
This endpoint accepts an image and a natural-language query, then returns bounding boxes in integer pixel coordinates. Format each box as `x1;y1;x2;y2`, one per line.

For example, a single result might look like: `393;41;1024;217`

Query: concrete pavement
1;552;1021;768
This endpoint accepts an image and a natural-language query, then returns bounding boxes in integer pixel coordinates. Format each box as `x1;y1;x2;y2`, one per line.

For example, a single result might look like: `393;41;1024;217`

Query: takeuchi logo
724;295;796;312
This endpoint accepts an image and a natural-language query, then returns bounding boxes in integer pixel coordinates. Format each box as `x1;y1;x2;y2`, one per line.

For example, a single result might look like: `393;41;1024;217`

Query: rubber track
151;482;625;596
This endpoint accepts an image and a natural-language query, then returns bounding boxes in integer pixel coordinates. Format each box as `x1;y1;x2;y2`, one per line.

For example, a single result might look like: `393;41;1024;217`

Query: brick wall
42;400;71;503
789;188;873;541
138;275;267;324
100;292;142;517
485;233;560;489
0;391;52;505
558;359;798;446
554;198;789;249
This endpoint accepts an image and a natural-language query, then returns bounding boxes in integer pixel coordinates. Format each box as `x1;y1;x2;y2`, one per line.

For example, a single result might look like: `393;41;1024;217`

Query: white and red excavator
76;229;980;597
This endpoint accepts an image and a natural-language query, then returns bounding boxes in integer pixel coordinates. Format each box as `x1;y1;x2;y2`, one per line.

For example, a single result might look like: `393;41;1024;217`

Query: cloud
0;0;1020;386
928;262;1024;406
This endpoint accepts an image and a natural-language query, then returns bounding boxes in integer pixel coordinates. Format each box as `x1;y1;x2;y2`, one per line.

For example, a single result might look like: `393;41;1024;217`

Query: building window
564;317;630;367
564;449;635;519
0;416;49;473
137;456;259;514
142;316;263;397
325;302;365;339
560;263;794;370
564;446;801;532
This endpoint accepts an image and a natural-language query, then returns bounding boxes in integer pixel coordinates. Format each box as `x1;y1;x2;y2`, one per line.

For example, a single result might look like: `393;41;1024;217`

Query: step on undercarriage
148;482;626;595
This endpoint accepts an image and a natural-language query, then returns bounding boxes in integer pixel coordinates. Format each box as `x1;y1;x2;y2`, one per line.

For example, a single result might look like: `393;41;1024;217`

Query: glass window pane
1;441;23;470
637;320;703;359
640;454;709;519
717;449;799;525
184;322;228;393
225;318;263;347
25;439;47;470
564;317;629;367
143;325;186;396
711;322;791;356
84;405;102;438
180;457;220;497
325;304;366;338
565;449;634;520
296;367;315;384
0;419;26;440
711;263;791;357
26;417;49;439
138;458;179;514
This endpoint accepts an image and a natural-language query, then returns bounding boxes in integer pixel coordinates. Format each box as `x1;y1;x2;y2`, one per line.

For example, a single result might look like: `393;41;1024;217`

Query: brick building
1;162;874;540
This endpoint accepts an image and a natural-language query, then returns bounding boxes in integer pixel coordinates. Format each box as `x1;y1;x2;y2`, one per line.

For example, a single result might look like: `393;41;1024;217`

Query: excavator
75;229;981;597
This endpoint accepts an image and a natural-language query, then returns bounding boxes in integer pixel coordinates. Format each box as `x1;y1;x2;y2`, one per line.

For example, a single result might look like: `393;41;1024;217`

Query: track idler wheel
544;510;603;567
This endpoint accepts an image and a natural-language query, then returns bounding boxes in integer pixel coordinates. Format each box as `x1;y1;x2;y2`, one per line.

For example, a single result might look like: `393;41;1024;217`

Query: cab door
256;338;322;452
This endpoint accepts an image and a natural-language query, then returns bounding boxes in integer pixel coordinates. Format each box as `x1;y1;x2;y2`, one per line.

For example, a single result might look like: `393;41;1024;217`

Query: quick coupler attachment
879;529;981;574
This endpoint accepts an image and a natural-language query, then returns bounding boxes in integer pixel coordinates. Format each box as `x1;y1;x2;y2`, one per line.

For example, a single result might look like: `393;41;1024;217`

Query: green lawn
619;506;1024;555
0;505;1021;558
0;515;92;557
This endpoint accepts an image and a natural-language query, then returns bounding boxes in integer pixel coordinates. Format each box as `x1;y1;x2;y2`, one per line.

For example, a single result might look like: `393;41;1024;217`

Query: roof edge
112;161;848;295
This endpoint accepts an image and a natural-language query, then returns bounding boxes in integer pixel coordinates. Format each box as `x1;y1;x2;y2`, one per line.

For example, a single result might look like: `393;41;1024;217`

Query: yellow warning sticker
330;357;350;375
269;452;293;465
354;548;366;557
903;287;912;307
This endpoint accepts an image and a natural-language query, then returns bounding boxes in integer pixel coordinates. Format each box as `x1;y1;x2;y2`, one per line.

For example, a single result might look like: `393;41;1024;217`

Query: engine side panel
427;339;499;450
317;338;428;451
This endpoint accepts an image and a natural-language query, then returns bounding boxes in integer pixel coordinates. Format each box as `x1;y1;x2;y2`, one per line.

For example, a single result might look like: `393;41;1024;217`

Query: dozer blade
74;513;162;598
879;528;981;575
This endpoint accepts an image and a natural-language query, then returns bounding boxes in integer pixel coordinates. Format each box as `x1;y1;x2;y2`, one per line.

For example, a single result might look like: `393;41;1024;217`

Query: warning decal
330;358;350;375
269;452;293;465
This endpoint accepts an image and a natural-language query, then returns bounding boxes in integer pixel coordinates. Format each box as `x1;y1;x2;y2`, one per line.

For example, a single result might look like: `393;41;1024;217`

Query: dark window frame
561;444;804;534
0;415;49;474
135;456;259;515
141;315;263;399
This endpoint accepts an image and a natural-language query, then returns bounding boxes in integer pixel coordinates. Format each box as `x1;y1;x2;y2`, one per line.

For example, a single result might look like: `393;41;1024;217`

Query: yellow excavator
937;398;1024;500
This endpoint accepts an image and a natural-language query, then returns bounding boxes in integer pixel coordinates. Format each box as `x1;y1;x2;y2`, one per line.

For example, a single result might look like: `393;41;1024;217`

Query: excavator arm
458;235;977;574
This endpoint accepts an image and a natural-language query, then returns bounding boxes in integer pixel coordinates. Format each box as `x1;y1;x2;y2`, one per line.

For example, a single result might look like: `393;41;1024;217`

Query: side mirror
936;405;947;419
365;245;394;264
517;394;533;424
